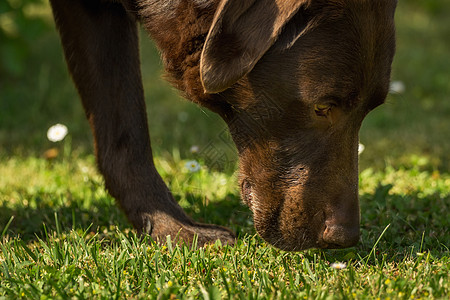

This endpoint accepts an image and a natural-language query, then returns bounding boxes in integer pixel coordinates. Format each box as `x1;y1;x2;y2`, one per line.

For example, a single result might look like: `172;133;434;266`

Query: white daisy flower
330;262;347;270
358;143;365;155
190;145;200;154
185;160;201;172
47;124;68;142
389;81;405;94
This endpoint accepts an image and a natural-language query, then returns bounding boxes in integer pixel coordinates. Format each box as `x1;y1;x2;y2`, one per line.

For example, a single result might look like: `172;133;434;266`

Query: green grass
0;156;449;298
1;0;449;299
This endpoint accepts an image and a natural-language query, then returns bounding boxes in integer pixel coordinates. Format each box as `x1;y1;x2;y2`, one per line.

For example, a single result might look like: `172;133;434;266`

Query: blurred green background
1;0;449;172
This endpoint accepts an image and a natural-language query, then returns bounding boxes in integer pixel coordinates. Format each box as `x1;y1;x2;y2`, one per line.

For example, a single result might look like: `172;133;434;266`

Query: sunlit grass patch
1;224;448;299
0;155;448;298
1;0;449;298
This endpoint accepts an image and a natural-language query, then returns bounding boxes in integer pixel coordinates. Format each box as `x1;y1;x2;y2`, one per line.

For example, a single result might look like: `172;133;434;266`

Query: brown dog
49;0;397;251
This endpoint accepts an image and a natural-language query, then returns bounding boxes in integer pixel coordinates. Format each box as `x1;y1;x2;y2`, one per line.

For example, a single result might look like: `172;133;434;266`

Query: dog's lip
241;178;254;209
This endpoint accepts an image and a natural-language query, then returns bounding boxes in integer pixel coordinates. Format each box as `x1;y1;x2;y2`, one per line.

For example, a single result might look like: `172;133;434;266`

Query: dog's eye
314;103;333;117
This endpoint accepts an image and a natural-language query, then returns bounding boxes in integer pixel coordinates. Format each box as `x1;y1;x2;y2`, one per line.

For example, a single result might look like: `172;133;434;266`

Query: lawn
0;0;449;299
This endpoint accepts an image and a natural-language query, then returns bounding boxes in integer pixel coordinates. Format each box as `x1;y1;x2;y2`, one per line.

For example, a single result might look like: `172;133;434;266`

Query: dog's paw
184;223;236;247
142;213;235;247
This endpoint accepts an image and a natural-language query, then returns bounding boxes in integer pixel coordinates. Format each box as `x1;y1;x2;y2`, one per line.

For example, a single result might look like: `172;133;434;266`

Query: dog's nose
322;221;360;248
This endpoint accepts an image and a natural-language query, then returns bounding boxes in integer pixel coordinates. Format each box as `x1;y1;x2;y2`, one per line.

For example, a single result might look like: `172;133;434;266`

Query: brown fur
49;0;397;250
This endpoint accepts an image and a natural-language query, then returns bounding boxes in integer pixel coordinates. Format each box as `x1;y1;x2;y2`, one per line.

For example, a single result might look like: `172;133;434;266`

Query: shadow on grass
302;184;449;263
1;184;447;262
349;184;448;261
0;198;128;242
180;192;253;238
0;191;252;243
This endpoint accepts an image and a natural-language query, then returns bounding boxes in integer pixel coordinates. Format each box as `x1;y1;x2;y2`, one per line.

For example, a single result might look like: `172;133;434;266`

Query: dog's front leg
49;0;234;246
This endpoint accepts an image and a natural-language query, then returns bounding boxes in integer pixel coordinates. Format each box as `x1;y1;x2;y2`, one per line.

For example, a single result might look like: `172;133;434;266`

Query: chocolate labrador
49;0;397;251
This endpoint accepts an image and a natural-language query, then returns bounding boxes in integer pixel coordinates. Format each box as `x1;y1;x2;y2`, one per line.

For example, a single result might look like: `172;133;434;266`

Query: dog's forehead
289;0;396;104
244;0;396;108
315;0;397;15
307;0;396;58
342;0;397;101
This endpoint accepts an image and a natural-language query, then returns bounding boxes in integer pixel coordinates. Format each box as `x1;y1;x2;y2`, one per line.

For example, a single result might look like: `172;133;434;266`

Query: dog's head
200;0;397;251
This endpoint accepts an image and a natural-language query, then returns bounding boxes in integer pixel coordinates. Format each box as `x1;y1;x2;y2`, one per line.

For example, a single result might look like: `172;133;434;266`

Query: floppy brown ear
200;0;307;94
